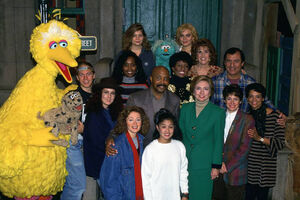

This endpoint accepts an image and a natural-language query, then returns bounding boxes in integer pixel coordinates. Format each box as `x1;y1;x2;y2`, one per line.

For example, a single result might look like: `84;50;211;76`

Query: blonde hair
175;24;199;45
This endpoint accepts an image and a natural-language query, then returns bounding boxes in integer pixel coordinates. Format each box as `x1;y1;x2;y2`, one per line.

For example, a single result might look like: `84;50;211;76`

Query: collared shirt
224;110;238;143
211;71;276;112
151;87;166;114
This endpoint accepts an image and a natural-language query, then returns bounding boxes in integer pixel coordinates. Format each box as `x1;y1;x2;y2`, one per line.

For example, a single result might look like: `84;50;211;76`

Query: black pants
245;183;270;200
212;174;245;200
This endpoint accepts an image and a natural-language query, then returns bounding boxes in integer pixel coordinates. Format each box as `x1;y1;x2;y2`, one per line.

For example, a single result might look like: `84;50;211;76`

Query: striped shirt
120;83;148;104
247;111;285;187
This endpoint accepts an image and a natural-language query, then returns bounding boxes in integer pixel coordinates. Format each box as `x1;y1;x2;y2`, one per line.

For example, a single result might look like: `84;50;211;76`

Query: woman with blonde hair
175;23;199;55
179;75;225;199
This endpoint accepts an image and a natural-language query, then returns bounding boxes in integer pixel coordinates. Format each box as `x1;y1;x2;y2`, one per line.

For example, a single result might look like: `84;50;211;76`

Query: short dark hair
153;108;182;140
169;51;193;70
223;47;245;63
112;50;147;84
245;83;266;98
223;84;243;100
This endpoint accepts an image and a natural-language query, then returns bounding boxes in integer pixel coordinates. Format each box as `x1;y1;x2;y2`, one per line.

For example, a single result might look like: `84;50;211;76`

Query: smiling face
131;30;144;47
126;111;142;136
225;94;241;112
156;119;174;143
196;46;210;65
224;52;244;78
179;29;194;48
76;67;95;92
247;90;264;110
122;56;137;78
150;67;170;95
172;60;189;78
193;80;211;102
101;88;116;109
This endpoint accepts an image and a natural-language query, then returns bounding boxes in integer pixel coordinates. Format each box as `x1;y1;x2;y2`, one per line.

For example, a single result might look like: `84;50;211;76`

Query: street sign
79;36;97;51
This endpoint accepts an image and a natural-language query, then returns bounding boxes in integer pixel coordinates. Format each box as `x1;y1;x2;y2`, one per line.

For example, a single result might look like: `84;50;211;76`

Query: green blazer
179;102;225;170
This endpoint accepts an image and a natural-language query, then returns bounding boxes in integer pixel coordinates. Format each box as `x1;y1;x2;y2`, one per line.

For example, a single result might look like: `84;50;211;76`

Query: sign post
79;36;97;51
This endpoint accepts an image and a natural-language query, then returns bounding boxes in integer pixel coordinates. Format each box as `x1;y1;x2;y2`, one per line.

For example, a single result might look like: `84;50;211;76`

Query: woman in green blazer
179;75;225;200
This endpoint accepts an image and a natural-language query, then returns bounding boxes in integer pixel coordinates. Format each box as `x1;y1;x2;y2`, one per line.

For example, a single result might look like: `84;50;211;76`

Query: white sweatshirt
142;139;189;200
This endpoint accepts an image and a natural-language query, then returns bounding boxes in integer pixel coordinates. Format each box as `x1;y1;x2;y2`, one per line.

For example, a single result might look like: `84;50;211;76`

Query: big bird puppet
0;20;81;199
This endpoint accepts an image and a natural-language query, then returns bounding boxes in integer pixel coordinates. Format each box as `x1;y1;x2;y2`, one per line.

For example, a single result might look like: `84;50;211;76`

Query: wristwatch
259;137;264;143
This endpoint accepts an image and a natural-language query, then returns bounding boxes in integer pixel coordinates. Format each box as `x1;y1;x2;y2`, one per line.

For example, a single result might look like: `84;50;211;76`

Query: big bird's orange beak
48;46;77;83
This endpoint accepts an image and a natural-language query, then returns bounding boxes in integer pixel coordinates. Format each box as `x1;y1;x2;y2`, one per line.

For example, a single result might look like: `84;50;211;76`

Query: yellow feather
0;20;81;198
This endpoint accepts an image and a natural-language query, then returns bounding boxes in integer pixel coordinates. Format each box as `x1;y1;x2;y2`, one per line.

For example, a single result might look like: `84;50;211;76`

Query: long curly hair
191;38;217;65
122;23;151;50
85;78;123;120
112;50;147;84
111;106;150;136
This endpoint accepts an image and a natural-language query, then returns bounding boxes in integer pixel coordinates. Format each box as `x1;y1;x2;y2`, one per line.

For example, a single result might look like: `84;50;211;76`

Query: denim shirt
99;133;144;200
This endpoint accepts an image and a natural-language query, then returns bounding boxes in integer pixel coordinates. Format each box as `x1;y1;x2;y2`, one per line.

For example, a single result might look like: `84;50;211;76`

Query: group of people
59;22;286;200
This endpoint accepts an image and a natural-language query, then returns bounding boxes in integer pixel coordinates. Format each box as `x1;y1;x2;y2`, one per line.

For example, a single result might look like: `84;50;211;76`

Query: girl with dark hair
100;106;150;200
116;23;155;78
142;108;189;200
245;83;285;200
83;77;123;200
112;50;148;104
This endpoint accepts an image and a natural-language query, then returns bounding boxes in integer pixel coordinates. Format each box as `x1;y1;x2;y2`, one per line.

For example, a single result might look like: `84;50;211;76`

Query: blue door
266;37;292;115
278;37;293;115
266;46;281;107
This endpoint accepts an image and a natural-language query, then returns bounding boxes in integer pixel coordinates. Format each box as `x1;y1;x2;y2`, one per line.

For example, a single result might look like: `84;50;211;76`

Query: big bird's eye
59;40;68;48
49;41;57;49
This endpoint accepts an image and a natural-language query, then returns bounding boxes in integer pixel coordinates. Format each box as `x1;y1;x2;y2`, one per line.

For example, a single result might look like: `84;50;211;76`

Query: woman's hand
105;137;118;156
211;168;219;180
277;112;287;127
220;162;227;174
247;128;260;141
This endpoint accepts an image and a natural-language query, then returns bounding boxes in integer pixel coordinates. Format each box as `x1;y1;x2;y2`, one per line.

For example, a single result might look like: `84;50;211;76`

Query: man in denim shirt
61;62;95;200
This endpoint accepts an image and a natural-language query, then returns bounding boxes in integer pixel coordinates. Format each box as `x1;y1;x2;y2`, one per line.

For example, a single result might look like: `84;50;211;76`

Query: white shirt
142;139;189;200
224;110;238;143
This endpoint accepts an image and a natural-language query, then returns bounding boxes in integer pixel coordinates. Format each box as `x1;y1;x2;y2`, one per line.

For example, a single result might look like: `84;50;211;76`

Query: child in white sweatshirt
142;108;189;200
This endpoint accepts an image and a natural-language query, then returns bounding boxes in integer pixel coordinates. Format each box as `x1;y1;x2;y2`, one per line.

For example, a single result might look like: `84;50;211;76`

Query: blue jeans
60;139;86;200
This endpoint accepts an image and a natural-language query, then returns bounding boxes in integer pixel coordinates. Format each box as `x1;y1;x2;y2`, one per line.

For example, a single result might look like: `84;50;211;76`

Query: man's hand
77;120;84;134
105;137;118;156
277;112;287;127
